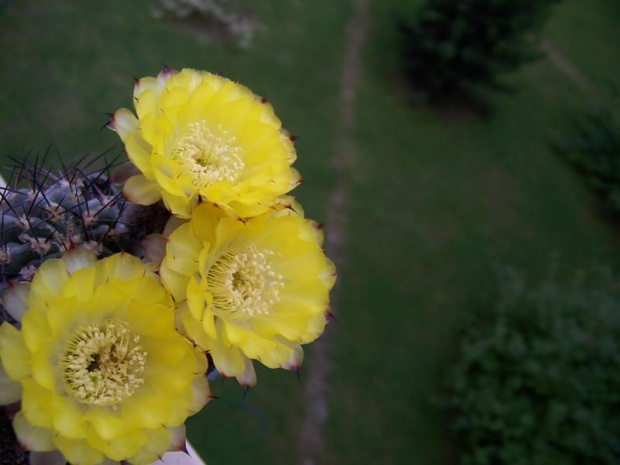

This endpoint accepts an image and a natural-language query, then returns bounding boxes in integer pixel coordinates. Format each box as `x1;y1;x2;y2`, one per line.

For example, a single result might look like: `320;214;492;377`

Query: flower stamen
62;319;147;407
207;246;284;321
172;120;244;189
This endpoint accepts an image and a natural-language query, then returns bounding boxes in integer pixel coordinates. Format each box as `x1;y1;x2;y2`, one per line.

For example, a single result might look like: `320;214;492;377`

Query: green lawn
1;0;620;464
325;1;620;463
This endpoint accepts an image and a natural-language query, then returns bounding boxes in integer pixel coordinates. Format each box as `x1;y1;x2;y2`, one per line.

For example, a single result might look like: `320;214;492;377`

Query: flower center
207;246;284;321
172;120;244;189
62;319;147;407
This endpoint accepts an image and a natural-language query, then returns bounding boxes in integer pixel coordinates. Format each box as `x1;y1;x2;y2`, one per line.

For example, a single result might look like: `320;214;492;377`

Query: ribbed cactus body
0;160;140;287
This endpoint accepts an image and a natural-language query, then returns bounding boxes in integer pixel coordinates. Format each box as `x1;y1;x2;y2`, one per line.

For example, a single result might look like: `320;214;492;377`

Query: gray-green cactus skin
0;157;138;287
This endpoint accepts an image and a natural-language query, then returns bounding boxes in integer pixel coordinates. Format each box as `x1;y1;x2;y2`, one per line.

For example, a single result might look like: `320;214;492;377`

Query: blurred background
1;0;620;464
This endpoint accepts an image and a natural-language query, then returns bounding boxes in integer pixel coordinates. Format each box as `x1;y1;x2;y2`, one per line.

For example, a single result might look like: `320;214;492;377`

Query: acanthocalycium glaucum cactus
0;153;168;304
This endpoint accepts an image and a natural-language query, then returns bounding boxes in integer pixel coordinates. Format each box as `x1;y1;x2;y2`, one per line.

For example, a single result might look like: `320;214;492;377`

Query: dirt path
540;38;595;96
298;0;370;464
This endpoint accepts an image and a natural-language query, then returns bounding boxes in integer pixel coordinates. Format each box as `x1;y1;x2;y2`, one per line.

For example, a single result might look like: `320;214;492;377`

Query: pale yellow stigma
207;246;284;321
172;120;245;189
62;319;147;407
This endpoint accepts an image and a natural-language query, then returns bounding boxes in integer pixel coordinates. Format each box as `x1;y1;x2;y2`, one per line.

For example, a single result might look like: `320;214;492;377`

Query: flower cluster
0;68;335;465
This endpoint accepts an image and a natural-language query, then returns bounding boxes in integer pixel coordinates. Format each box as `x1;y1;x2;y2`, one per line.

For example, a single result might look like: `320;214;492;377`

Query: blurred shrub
399;0;560;103
553;94;620;213
445;268;620;464
151;0;260;48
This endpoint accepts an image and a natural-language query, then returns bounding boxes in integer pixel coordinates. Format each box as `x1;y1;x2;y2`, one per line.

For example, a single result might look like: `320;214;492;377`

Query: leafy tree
553;91;620;213
399;0;561;103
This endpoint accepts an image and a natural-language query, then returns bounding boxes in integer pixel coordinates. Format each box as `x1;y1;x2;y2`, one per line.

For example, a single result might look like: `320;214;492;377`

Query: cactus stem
26;236;51;255
19;265;37;281
0;191;16;216
20;213;40;241
0;247;9;265
80;147;114;171
100;202;126;244
73;208;92;242
95;193;122;217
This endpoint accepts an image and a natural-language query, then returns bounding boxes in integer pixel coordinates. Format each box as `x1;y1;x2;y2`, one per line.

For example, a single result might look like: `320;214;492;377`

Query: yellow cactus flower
159;202;336;386
0;248;211;465
109;67;301;219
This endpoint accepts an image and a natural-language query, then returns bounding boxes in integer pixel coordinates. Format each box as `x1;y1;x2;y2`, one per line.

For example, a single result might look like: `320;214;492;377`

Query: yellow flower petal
110;161;141;185
84;408;128;441
161;189;196;219
169;206;335;381
300;311;328;344
20;306;52;353
97;251;152;282
151;154;190;198
109;108;138;142
111;68;301;218
0;362;21;405
164;223;202;275
30;350;57;392
123;174;162;205
189;375;212;415
159;261;189;301
0;323;30;380
61;266;96;303
259;339;303;370
190;202;228;242
44;295;80;336
21;378;54;428
127;427;172;464
126;275;171;306
142;361;194;398
235;356;257;389
179;306;211;349
143;234;167;268
134;77;162;116
125;132;155;179
121;395;174;429
2;282;30;322
85;424;147;462
1;253;208;464
167;424;187;452
209;323;246;377
54;436;105;465
61;247;98;275
30;259;68;297
51;396;87;439
13;411;55;451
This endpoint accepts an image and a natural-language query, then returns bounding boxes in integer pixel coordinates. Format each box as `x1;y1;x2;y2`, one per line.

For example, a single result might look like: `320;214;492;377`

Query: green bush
398;0;560;103
554;96;620;213
445;268;620;464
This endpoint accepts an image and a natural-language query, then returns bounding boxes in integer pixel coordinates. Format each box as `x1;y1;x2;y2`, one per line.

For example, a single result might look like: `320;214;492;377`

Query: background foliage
446;268;620;464
399;0;561;103
554;92;620;213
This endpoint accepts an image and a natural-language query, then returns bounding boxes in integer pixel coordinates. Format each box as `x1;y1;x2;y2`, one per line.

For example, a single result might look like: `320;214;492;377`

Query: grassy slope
545;0;620;91
324;0;620;464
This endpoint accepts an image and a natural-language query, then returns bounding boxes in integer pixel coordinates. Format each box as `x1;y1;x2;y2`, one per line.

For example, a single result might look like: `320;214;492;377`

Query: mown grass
323;0;620;463
1;0;620;464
